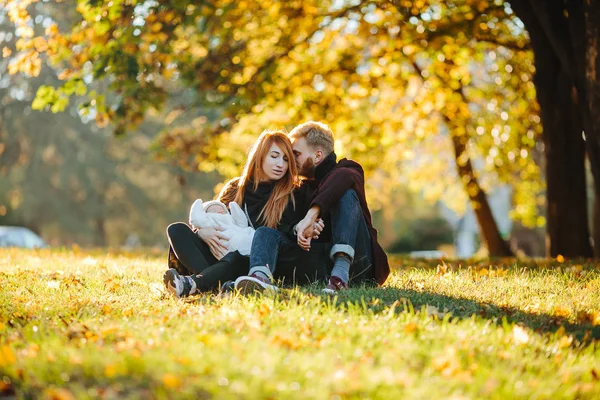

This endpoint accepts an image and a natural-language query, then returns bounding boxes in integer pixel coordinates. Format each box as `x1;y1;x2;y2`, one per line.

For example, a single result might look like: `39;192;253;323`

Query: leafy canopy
3;0;543;224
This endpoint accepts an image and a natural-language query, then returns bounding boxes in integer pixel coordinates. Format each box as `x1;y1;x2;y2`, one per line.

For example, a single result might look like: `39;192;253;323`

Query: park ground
0;248;599;399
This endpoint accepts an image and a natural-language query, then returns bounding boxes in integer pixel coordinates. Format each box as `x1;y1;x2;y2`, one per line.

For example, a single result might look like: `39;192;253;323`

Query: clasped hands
197;213;325;259
295;206;322;251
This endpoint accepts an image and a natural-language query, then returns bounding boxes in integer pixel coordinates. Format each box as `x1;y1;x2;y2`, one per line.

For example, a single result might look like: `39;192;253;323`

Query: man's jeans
329;189;373;283
249;189;373;284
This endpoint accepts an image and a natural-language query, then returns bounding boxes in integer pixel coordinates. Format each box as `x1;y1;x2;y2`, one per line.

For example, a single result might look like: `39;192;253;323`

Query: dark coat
310;153;390;286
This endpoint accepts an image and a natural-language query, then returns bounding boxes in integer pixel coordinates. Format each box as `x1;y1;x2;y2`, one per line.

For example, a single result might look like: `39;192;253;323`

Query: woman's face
261;142;289;182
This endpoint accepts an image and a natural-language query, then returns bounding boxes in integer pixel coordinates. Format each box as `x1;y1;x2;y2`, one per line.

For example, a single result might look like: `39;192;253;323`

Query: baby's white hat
203;200;228;213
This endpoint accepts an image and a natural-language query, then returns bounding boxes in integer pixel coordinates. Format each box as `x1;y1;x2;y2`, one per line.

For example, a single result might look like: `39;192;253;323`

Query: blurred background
2;0;597;258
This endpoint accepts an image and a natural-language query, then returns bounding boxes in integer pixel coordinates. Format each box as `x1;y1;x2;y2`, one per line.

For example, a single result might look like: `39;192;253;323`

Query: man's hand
197;226;229;259
312;218;324;240
296;206;320;251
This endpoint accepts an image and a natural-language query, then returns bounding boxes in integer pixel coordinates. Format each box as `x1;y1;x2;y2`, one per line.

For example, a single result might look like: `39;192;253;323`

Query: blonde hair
220;130;297;229
289;121;335;155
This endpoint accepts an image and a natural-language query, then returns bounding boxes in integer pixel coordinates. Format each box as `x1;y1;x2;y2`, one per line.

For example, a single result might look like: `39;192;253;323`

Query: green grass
1;249;599;399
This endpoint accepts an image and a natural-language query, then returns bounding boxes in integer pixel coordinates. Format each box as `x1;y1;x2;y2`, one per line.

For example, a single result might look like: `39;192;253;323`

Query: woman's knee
166;222;191;239
254;226;280;236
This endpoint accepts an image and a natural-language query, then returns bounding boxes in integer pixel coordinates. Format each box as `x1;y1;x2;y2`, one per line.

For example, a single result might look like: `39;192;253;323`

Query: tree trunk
450;134;513;257
542;69;593;257
585;0;600;256
512;0;593;257
95;217;107;247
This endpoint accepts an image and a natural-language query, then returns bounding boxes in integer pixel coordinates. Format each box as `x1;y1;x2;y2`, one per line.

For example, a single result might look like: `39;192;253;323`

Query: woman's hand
197;226;229;260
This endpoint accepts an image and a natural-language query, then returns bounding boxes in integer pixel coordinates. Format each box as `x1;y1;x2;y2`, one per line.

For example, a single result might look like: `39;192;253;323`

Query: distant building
439;185;512;258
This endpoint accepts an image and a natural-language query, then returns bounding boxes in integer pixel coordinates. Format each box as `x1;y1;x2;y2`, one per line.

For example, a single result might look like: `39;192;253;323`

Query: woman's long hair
233;130;298;228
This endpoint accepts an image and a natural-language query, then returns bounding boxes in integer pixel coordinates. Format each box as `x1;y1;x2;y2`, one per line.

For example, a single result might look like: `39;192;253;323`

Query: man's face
291;137;317;178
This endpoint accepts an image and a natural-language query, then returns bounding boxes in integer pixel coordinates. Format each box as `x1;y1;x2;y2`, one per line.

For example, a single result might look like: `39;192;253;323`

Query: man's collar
314;152;337;182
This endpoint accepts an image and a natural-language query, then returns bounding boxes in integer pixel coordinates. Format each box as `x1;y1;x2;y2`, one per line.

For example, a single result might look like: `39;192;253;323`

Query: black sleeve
276;182;315;239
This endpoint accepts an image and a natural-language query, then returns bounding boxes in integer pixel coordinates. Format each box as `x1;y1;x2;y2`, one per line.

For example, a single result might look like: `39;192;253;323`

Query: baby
189;199;255;256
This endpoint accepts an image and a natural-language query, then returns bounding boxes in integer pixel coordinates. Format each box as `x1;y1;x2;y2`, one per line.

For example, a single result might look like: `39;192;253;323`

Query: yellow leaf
2;47;11;57
271;333;300;350
404;321;418;333
24;343;39;358
258;303;271;318
104;365;118;378
556;254;565;263
432;346;461;378
577;310;600;326
162;373;181;388
45;23;59;36
554;306;570;318
150;22;163;33
0;345;16;367
43;388;75;400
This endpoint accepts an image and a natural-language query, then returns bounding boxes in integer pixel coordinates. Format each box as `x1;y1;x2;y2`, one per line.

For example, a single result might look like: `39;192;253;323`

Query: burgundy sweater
310;153;390;286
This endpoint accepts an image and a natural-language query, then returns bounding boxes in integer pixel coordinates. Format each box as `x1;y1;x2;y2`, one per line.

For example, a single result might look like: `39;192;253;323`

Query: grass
1;248;599;399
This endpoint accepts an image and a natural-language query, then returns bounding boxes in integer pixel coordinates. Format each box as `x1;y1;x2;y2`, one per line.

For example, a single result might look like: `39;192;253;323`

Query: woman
164;130;320;297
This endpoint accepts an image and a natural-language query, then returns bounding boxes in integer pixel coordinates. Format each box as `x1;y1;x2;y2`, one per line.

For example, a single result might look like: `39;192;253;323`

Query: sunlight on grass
1;249;599;399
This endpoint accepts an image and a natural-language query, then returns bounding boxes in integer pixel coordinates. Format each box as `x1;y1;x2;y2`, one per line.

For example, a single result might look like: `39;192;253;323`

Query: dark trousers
166;222;249;292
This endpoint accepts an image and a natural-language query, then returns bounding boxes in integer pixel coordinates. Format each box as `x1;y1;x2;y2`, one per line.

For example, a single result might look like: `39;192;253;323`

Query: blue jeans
249;227;329;285
329;189;373;283
249;189;373;284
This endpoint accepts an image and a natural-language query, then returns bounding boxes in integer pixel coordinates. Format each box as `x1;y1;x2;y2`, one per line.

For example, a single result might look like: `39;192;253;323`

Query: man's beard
298;157;316;179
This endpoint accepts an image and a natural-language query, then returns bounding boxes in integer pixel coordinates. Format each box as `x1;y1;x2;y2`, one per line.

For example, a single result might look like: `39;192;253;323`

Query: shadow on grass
292;285;600;345
182;277;599;345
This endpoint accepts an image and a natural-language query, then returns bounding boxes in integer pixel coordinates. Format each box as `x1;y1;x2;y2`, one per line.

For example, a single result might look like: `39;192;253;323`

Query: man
235;121;390;294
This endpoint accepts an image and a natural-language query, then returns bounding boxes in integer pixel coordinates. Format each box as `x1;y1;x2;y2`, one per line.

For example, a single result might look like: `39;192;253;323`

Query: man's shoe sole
234;276;279;295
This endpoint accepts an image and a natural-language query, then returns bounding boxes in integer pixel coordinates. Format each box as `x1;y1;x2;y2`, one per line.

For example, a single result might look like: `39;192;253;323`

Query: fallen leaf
554;306;570;318
512;325;529;345
404;321;418;333
162;373;181;389
104;364;119;378
47;280;60;289
577;310;600;326
0;345;16;367
432;346;466;379
43;388;75;400
149;282;165;297
258;303;271;318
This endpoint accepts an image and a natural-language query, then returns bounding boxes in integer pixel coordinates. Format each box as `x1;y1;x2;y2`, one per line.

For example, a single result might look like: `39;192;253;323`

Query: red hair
225;130;298;228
